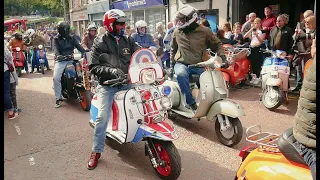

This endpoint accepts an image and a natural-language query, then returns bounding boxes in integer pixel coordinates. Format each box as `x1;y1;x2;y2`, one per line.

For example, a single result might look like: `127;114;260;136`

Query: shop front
87;0;110;28
70;10;89;37
110;0;168;35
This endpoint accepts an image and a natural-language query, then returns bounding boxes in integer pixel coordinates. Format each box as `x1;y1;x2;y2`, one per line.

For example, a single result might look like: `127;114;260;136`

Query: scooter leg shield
222;72;230;83
266;78;282;87
206;100;245;121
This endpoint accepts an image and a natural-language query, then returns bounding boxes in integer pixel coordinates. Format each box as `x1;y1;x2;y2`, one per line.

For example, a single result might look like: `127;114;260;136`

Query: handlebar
103;75;128;87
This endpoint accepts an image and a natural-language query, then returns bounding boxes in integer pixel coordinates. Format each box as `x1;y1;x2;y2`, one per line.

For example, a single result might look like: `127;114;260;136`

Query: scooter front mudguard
131;120;178;143
236;148;312;180
206;99;245;121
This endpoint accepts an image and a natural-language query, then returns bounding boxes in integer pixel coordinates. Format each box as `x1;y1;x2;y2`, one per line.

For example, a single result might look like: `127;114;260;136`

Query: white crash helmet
174;5;198;30
135;20;148;29
26;29;36;38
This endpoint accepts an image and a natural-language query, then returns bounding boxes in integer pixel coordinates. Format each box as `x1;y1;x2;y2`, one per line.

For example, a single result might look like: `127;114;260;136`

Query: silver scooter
163;50;245;147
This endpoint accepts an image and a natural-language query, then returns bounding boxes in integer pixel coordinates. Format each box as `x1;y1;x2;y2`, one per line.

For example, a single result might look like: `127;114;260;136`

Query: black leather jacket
89;33;140;85
53;34;85;60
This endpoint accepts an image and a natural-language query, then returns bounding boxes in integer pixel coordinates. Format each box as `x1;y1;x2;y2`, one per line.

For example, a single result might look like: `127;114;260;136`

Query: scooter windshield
128;48;164;84
263;57;289;67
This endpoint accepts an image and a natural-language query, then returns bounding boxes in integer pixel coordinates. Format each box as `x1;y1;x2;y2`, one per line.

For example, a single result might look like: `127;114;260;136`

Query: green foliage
4;0;69;16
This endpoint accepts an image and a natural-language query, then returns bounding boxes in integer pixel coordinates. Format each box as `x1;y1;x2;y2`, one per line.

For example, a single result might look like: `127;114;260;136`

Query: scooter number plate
39;59;45;63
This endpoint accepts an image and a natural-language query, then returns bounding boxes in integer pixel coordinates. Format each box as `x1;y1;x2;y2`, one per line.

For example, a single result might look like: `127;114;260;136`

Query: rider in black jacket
87;9;140;170
53;21;86;108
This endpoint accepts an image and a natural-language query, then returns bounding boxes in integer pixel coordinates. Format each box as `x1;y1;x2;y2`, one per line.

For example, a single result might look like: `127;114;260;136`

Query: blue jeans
92;84;131;153
53;60;73;100
31;50;49;71
4;71;13;111
293;141;316;180
174;62;204;105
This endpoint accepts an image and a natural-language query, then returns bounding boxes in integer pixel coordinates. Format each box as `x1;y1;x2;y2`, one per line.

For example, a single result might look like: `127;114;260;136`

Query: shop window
145;8;166;35
132;10;145;26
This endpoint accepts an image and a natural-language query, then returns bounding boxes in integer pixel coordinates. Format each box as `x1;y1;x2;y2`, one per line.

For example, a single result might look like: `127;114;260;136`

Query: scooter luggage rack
246;125;280;152
225;48;251;64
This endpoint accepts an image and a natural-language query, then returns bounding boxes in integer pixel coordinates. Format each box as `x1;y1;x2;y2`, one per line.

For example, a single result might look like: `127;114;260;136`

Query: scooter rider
86;9;140;170
81;24;97;51
53;21;86;108
8;32;28;73
25;29;51;73
170;5;228;111
132;20;158;48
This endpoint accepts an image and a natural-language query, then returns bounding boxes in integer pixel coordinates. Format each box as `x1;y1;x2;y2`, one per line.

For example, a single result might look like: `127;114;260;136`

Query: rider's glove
109;68;125;79
220;55;229;69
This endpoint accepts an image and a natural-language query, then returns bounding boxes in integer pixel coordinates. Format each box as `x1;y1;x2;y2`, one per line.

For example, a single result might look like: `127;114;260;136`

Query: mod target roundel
131;48;157;65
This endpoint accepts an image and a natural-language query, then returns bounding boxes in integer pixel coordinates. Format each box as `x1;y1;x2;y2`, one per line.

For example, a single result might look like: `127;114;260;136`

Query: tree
4;0;69;16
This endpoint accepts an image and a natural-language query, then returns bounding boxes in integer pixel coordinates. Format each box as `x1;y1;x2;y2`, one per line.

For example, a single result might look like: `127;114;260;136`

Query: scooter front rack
246;125;280;152
225;48;251;63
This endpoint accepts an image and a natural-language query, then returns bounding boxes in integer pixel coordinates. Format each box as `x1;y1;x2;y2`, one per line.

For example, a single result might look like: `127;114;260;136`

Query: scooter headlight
160;96;172;109
15;47;20;51
162;86;171;96
140;69;156;84
38;45;43;49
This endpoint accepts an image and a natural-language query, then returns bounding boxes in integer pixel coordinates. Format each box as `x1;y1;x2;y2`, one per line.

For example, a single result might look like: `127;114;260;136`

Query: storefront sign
87;1;110;15
112;0;164;10
72;10;88;21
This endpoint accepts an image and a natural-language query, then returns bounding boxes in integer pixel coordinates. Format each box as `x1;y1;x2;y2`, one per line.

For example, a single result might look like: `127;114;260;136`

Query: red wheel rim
153;143;171;176
80;91;87;108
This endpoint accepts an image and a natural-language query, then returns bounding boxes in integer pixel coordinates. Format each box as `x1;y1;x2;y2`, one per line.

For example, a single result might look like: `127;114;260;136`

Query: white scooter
259;46;290;111
89;48;181;180
163;49;245;147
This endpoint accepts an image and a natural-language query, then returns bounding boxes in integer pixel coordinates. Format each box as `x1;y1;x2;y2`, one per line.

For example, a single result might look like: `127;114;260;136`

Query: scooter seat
190;74;200;83
277;128;308;166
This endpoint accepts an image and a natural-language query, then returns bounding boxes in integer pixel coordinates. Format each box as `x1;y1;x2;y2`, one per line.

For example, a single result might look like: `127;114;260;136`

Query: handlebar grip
103;77;122;85
188;64;200;68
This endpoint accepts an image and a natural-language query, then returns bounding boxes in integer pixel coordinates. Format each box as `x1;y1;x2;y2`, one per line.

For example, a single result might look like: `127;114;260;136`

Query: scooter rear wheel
215;117;243;147
149;139;181;180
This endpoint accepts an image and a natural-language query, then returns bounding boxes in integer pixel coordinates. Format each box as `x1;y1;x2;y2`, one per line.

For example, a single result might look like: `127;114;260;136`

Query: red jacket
262;15;277;38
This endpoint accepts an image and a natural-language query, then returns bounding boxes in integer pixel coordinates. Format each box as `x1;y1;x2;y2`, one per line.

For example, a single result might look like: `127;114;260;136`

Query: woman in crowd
244;17;266;84
216;29;231;44
222;22;232;39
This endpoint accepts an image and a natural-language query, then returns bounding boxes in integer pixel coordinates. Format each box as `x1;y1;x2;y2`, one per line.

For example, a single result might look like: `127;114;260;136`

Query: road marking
29;156;35;166
14;124;21;135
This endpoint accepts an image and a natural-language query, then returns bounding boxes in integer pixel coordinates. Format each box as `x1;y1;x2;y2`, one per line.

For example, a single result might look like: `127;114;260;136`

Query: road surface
4;57;299;180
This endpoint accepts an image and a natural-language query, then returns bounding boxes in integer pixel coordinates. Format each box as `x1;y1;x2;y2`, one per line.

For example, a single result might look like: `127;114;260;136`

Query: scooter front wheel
149;139;181;180
215;117;243;147
40;63;45;74
16;67;22;77
79;89;91;111
262;86;283;111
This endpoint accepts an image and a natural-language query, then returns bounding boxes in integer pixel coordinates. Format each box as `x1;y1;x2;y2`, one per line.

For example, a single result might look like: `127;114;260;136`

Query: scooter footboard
131;119;178;143
206;100;245;121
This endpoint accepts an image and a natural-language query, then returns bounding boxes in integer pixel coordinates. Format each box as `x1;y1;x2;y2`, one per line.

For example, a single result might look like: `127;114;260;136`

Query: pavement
4;57;300;180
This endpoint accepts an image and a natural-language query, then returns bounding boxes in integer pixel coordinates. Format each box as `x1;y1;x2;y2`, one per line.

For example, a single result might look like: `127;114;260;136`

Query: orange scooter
235;125;312;180
216;44;251;88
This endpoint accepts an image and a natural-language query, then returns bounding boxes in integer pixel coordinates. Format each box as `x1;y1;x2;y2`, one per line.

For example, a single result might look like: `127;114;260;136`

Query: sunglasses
115;22;126;26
